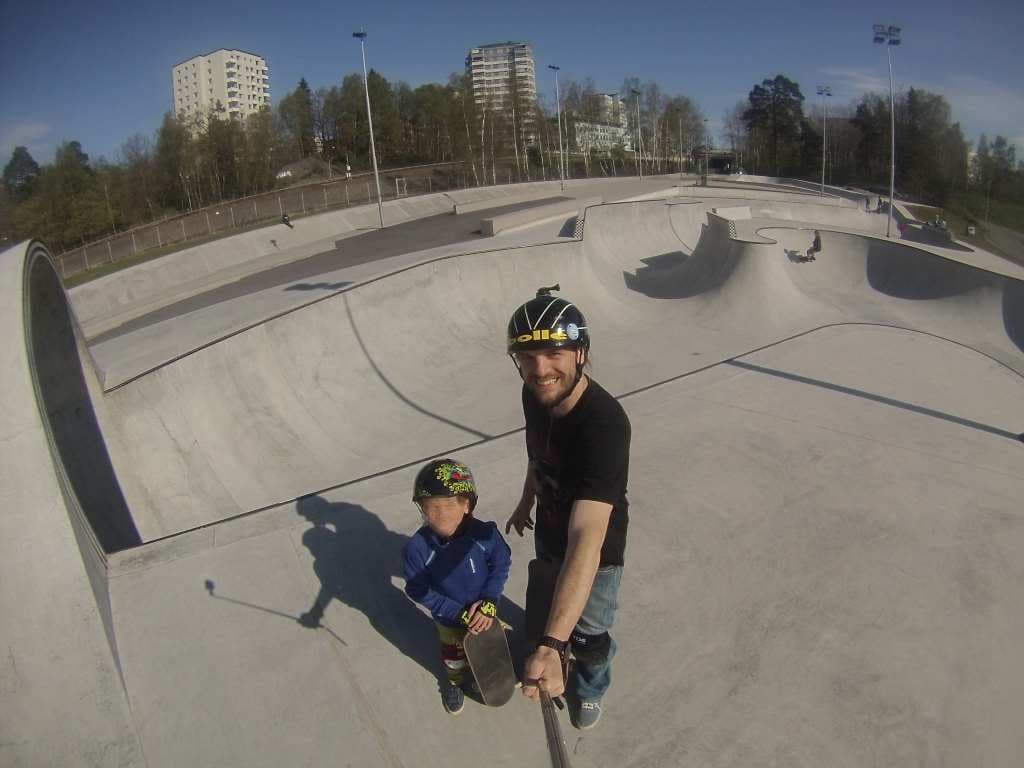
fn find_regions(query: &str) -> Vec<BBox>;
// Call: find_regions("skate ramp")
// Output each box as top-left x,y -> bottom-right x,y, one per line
9,191 -> 1024,767
89,200 -> 1024,543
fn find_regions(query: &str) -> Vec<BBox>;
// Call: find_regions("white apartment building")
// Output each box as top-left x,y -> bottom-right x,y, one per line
172,49 -> 270,126
573,93 -> 632,152
465,42 -> 537,112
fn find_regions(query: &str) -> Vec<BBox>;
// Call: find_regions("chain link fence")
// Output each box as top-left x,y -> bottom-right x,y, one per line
57,161 -> 488,281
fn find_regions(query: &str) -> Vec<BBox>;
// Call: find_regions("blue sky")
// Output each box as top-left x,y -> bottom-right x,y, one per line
2,0 -> 1022,168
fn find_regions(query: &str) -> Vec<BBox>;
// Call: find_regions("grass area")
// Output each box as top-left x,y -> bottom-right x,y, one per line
901,201 -> 1015,261
948,192 -> 1024,234
905,203 -> 940,222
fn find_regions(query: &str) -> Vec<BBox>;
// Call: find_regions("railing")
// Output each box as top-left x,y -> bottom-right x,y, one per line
57,161 -> 477,281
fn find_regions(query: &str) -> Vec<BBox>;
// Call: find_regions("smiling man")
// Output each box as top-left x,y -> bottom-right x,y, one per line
505,285 -> 631,730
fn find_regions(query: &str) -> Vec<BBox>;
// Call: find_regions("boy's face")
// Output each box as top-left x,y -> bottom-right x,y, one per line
419,496 -> 470,538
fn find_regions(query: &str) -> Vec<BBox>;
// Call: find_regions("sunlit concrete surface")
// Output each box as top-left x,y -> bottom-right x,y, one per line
3,176 -> 1023,767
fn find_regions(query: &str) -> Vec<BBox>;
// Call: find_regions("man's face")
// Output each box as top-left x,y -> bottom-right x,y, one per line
418,496 -> 470,538
514,347 -> 580,406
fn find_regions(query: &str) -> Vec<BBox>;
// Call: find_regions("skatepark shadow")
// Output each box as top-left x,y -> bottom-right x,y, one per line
785,248 -> 810,263
1004,277 -> 1024,358
294,495 -> 528,684
867,244 -> 991,300
623,239 -> 741,299
558,215 -> 578,238
900,225 -> 974,253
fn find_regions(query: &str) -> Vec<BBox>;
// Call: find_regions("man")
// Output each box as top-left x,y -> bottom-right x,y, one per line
505,285 -> 631,730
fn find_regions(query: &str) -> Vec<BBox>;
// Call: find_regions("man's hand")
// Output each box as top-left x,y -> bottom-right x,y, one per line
460,601 -> 495,635
505,501 -> 535,537
521,645 -> 565,699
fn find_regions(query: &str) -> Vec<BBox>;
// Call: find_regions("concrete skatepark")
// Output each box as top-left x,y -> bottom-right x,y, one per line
2,174 -> 1023,767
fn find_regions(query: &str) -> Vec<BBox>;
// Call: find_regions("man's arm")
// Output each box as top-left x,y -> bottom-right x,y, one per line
507,460 -> 539,536
543,499 -> 612,640
522,498 -> 611,699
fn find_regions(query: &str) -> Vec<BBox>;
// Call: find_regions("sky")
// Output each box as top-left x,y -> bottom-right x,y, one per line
2,0 -> 1022,169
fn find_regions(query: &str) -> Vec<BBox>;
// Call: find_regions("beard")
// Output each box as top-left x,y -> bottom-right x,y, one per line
527,371 -> 576,406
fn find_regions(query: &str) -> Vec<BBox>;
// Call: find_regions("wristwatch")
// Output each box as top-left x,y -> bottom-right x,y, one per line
536,635 -> 569,658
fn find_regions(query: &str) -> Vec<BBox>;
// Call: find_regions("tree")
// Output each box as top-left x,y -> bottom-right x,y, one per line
3,146 -> 41,201
743,75 -> 805,175
278,78 -> 316,160
153,113 -> 191,210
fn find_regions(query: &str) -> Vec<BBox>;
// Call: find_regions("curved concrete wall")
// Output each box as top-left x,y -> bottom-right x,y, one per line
0,240 -> 141,766
88,200 -> 1024,542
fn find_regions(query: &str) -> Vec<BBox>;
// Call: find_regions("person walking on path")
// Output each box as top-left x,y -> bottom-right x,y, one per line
505,285 -> 631,730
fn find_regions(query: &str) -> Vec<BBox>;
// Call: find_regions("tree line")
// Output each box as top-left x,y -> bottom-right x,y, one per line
0,67 -> 710,253
4,66 -> 1021,253
725,73 -> 1023,216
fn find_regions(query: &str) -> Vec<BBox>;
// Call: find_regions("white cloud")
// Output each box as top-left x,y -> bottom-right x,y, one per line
0,120 -> 52,165
820,67 -> 888,97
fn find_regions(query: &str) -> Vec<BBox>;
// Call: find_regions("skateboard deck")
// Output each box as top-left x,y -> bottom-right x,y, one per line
463,618 -> 516,706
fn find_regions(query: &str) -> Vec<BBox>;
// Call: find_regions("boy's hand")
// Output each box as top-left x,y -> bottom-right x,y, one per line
461,599 -> 497,634
505,501 -> 535,536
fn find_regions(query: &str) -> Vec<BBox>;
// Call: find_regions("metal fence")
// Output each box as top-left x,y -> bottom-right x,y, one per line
57,161 -> 486,280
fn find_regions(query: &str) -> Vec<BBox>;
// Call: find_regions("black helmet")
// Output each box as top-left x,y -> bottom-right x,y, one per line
507,285 -> 590,354
412,458 -> 478,512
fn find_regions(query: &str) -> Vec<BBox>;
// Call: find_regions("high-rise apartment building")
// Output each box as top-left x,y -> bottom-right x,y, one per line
465,42 -> 537,112
172,49 -> 270,125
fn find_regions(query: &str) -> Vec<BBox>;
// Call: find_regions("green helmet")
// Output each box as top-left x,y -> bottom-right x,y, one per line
412,458 -> 478,512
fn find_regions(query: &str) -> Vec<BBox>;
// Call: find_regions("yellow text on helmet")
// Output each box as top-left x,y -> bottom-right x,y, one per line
511,329 -> 569,344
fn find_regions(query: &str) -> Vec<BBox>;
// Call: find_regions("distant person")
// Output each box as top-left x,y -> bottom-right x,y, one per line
804,230 -> 821,261
402,459 -> 512,715
505,286 -> 632,731
281,213 -> 293,229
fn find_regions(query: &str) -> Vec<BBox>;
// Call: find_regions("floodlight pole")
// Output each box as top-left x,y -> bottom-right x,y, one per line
816,85 -> 832,195
632,89 -> 643,181
354,30 -> 384,229
548,65 -> 565,191
874,23 -> 902,238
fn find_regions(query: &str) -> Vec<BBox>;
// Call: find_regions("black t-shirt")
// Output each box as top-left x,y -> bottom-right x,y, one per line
523,377 -> 631,566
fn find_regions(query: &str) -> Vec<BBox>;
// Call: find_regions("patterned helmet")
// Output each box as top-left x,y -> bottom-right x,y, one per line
507,285 -> 590,354
413,458 -> 478,512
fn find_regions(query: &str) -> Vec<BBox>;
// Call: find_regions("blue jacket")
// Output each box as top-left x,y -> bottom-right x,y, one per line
402,518 -> 512,627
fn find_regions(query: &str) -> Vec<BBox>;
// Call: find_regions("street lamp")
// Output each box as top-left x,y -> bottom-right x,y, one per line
873,23 -> 901,238
353,29 -> 384,229
548,65 -> 566,191
816,85 -> 832,195
703,118 -> 710,185
631,89 -> 642,181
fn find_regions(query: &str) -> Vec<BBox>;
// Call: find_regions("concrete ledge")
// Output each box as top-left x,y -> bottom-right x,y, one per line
481,196 -> 602,236
453,190 -> 557,215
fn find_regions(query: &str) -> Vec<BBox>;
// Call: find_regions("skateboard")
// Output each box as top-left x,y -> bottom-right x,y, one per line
463,618 -> 516,706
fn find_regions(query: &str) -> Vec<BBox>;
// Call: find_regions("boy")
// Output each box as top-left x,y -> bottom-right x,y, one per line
403,458 -> 512,714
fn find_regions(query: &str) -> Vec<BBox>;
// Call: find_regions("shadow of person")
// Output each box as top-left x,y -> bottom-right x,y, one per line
294,495 -> 527,687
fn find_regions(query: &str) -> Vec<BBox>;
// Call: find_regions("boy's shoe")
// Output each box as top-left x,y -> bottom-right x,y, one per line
442,681 -> 465,715
570,699 -> 602,730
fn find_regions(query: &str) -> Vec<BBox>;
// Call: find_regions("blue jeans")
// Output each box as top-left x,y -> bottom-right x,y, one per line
572,563 -> 623,702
